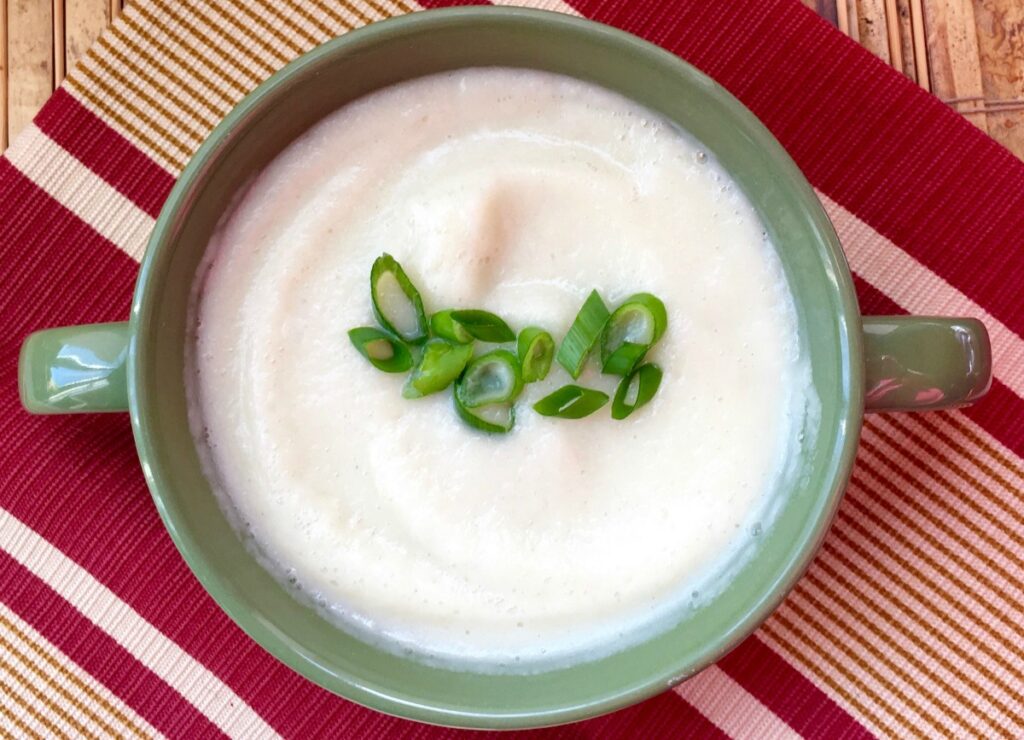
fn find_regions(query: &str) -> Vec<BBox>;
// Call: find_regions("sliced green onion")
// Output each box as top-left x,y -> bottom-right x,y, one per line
602,342 -> 649,376
370,253 -> 428,344
454,393 -> 515,434
612,363 -> 663,420
402,338 -> 473,399
601,293 -> 668,375
447,310 -> 515,343
556,290 -> 610,379
347,327 -> 414,373
430,309 -> 474,344
533,384 -> 609,419
517,327 -> 555,383
456,350 -> 523,409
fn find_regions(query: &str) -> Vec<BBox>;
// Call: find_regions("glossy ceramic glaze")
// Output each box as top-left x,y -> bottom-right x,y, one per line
18,8 -> 991,729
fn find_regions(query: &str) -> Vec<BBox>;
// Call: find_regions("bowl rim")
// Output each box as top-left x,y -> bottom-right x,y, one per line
128,6 -> 864,729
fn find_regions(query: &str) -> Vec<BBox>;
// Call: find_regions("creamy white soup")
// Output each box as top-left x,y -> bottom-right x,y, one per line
189,68 -> 815,671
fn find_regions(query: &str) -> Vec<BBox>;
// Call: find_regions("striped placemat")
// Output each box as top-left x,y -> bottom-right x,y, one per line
1,1 -> 1023,737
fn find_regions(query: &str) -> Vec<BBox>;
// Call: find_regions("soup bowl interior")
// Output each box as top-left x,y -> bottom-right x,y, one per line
129,7 -> 862,729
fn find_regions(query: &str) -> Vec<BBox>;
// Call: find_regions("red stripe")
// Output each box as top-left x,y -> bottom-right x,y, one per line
854,273 -> 1024,458
32,89 -> 175,218
567,0 -> 1024,341
0,549 -> 225,738
718,636 -> 874,740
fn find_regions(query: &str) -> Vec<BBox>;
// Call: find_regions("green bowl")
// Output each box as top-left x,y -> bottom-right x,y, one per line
18,6 -> 991,729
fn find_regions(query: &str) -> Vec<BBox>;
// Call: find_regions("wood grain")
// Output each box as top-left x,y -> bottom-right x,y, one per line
972,1 -> 1024,159
66,0 -> 110,72
7,0 -> 53,141
926,0 -> 988,130
52,0 -> 64,82
858,0 -> 892,64
894,0 -> 919,79
1,0 -> 7,149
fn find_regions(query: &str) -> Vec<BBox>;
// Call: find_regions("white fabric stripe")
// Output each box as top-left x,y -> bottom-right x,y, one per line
4,124 -> 154,261
0,507 -> 280,740
818,191 -> 1024,399
0,604 -> 163,739
675,666 -> 802,740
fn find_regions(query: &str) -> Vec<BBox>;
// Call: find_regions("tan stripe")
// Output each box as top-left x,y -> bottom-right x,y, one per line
201,2 -> 292,67
786,595 -> 953,736
841,475 -> 1024,662
758,623 -> 886,736
0,655 -> 104,739
0,614 -> 147,738
221,0 -> 308,57
764,612 -> 923,737
1,635 -> 125,738
313,0 -> 372,30
361,0 -> 405,19
289,3 -> 341,40
0,668 -> 76,738
67,70 -> 191,166
384,0 -> 420,16
65,77 -> 188,170
134,0 -> 261,87
925,412 -> 1024,492
107,21 -> 231,120
0,667 -> 86,740
249,0 -> 326,47
944,411 -> 1024,477
817,535 -> 1024,712
88,40 -> 218,134
805,556 -> 1017,731
149,0 -> 274,78
0,698 -> 44,740
118,11 -> 243,106
859,435 -> 1024,593
881,413 -> 1024,535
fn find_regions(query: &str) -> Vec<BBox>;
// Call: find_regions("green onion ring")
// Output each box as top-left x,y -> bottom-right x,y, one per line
556,290 -> 610,379
456,350 -> 524,409
402,338 -> 473,399
611,363 -> 663,420
370,253 -> 428,344
517,327 -> 555,383
430,310 -> 474,344
600,293 -> 667,375
533,384 -> 609,419
454,394 -> 515,434
347,327 -> 414,373
447,310 -> 516,343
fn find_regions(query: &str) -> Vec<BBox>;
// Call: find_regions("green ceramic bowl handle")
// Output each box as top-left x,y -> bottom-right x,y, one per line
863,316 -> 991,413
18,322 -> 131,414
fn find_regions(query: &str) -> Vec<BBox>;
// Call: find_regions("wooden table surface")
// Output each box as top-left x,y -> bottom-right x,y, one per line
1,0 -> 1022,158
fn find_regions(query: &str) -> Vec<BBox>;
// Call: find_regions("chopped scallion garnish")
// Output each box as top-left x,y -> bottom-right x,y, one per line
347,327 -> 414,373
456,350 -> 523,408
556,290 -> 610,379
517,327 -> 555,383
448,310 -> 516,343
612,363 -> 663,419
402,338 -> 473,399
430,309 -> 474,344
601,293 -> 667,375
454,393 -> 515,434
370,253 -> 428,344
533,384 -> 609,419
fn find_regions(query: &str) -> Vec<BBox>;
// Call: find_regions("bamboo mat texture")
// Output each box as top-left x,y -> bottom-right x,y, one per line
1,0 -> 1023,157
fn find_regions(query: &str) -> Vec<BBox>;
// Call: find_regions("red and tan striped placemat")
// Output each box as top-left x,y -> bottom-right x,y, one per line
2,1 -> 1023,737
